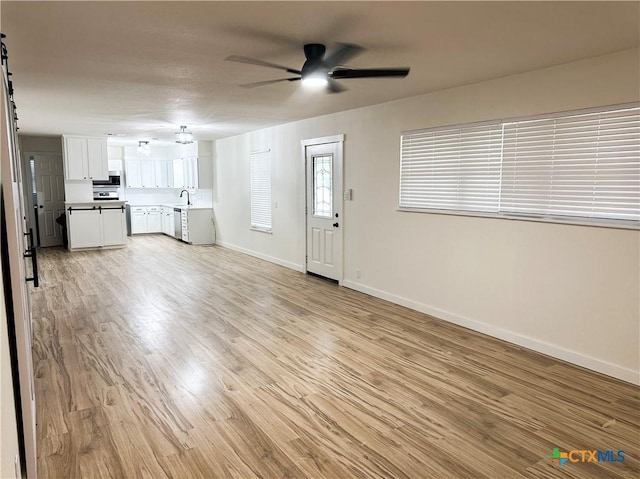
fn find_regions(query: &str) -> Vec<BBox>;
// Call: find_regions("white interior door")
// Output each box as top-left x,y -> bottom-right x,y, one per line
31,153 -> 65,247
305,140 -> 343,281
1,68 -> 37,479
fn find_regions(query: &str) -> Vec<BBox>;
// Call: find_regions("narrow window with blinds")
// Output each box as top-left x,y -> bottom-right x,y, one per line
400,104 -> 640,228
250,149 -> 272,232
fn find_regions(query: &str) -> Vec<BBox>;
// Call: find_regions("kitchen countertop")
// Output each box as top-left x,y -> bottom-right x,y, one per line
65,200 -> 127,207
165,204 -> 212,210
127,203 -> 212,210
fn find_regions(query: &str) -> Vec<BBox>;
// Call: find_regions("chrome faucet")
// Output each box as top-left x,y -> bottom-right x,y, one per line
179,189 -> 192,206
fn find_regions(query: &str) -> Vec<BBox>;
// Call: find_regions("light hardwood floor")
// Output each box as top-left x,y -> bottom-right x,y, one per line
30,235 -> 638,479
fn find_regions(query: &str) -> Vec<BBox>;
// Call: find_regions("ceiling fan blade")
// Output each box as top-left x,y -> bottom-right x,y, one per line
225,55 -> 302,75
327,79 -> 347,94
240,77 -> 301,89
323,43 -> 365,69
331,67 -> 410,79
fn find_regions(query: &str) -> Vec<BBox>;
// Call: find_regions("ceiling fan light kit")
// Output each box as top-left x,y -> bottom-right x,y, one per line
226,42 -> 410,93
301,76 -> 329,87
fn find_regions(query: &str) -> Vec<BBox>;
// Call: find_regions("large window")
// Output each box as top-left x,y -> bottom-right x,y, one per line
399,104 -> 640,228
250,149 -> 272,232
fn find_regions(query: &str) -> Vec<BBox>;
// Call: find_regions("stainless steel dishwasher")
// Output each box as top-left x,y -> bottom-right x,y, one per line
174,208 -> 182,240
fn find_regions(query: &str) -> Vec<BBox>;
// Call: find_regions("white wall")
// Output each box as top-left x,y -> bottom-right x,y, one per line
19,135 -> 62,155
214,48 -> 640,384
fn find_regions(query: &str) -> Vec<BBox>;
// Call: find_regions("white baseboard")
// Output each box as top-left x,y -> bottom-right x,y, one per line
342,280 -> 640,386
216,241 -> 304,273
209,242 -> 639,385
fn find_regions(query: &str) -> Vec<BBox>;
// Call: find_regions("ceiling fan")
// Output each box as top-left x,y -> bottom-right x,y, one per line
226,43 -> 410,93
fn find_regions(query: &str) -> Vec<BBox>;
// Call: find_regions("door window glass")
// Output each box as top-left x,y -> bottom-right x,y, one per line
313,155 -> 332,217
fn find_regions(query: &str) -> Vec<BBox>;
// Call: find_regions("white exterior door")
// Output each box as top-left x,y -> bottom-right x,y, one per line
31,153 -> 65,247
305,139 -> 343,282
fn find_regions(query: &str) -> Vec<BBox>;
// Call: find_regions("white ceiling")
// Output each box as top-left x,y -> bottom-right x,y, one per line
2,1 -> 638,144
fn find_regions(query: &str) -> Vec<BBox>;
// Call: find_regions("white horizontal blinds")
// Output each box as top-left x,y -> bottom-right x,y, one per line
400,123 -> 503,212
500,106 -> 640,222
250,149 -> 272,231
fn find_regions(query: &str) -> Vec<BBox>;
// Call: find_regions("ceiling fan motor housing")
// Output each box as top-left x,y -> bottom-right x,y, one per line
302,43 -> 327,78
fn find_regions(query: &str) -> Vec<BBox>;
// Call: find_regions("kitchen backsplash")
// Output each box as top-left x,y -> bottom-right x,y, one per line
124,188 -> 213,207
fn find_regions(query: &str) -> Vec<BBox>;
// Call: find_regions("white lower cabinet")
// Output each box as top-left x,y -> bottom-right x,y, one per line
131,206 -> 148,234
102,208 -> 127,246
162,207 -> 174,237
67,204 -> 127,250
147,207 -> 162,233
181,210 -> 189,242
129,204 -> 213,244
180,208 -> 214,245
131,206 -> 163,234
68,209 -> 102,249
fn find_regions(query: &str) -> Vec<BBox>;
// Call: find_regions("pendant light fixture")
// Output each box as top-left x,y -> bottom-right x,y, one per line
137,140 -> 150,157
175,125 -> 193,144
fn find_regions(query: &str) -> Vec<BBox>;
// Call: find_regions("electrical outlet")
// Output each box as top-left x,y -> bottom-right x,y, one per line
356,268 -> 361,279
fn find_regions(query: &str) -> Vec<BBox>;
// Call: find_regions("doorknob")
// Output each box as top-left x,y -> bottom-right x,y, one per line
39,205 -> 43,209
333,222 -> 339,228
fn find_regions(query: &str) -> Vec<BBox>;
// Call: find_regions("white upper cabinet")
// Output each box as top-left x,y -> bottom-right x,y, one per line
154,159 -> 172,188
140,161 -> 155,187
185,157 -> 199,189
87,139 -> 109,179
125,158 -> 142,188
64,137 -> 88,179
63,136 -> 108,180
121,141 -> 209,189
135,160 -> 172,188
171,157 -> 198,189
172,158 -> 185,189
